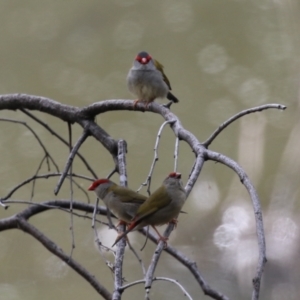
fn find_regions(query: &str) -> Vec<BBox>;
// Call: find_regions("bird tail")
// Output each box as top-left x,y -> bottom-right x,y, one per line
111,222 -> 136,247
167,91 -> 179,103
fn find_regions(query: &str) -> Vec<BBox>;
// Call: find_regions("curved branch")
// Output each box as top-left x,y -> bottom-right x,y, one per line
0,117 -> 59,171
206,150 -> 267,300
0,200 -> 108,221
0,173 -> 93,202
55,129 -> 89,195
137,120 -> 175,194
203,104 -> 286,147
121,277 -> 193,300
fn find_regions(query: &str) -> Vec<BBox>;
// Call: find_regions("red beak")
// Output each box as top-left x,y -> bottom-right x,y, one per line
141,57 -> 147,64
88,184 -> 94,191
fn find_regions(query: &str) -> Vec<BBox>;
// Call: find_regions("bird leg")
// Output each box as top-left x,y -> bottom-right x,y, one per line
145,100 -> 153,109
133,99 -> 140,109
169,218 -> 178,229
133,99 -> 146,112
151,226 -> 169,248
113,221 -> 130,246
115,220 -> 127,229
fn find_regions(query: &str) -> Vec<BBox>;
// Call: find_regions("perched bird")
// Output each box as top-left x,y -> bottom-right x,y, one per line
112,172 -> 186,248
88,179 -> 147,225
127,51 -> 179,108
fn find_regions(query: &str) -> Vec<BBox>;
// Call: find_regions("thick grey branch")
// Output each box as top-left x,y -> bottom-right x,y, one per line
205,150 -> 267,300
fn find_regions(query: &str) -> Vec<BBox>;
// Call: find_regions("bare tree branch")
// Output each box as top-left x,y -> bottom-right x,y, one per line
206,150 -> 267,300
20,108 -> 98,178
203,104 -> 286,147
137,120 -> 175,194
121,277 -> 193,300
112,139 -> 128,300
0,173 -> 93,202
55,129 -> 89,195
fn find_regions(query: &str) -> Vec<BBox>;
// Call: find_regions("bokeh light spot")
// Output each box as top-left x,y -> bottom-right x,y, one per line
222,206 -> 251,231
197,44 -> 229,74
113,20 -> 144,49
238,78 -> 269,106
213,224 -> 240,249
0,284 -> 20,300
62,26 -> 102,62
190,180 -> 220,212
206,97 -> 237,126
44,256 -> 68,279
162,0 -> 193,32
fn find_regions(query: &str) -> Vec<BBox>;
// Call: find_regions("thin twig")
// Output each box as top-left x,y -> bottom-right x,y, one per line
0,173 -> 93,202
140,226 -> 150,251
67,122 -> 75,257
203,104 -> 286,147
54,129 -> 89,195
137,120 -> 175,194
121,277 -> 193,300
154,277 -> 193,300
92,197 -> 100,229
0,117 -> 59,171
93,220 -> 117,279
5,200 -> 114,229
174,137 -> 179,172
127,242 -> 146,276
107,166 -> 118,179
31,155 -> 48,200
20,109 -> 98,178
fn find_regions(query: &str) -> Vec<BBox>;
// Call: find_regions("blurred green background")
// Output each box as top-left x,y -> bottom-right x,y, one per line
0,0 -> 299,299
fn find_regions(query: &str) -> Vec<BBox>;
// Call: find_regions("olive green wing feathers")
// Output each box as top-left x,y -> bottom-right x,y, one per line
133,185 -> 171,223
113,186 -> 147,204
154,59 -> 172,90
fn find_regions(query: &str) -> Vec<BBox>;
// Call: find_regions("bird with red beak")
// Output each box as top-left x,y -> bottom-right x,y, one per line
88,179 -> 147,226
127,51 -> 179,108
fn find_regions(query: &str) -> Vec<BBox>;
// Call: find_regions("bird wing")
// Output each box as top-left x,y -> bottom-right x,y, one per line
113,186 -> 147,204
134,185 -> 171,223
154,59 -> 172,90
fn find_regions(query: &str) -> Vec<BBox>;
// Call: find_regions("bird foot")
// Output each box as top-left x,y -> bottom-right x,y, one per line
169,218 -> 178,229
157,236 -> 169,249
152,225 -> 169,248
133,99 -> 146,112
